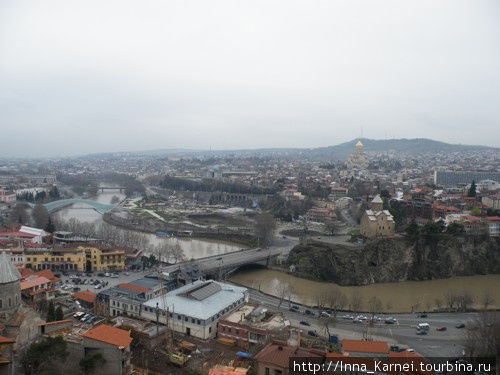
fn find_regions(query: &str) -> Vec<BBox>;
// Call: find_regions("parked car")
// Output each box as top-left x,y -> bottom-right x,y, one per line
436,326 -> 447,331
300,321 -> 311,326
385,317 -> 397,324
81,314 -> 93,323
307,330 -> 319,337
94,284 -> 102,289
304,309 -> 314,316
80,314 -> 90,322
390,345 -> 405,352
104,273 -> 110,277
417,313 -> 428,318
72,287 -> 81,292
73,311 -> 85,319
455,323 -> 465,329
342,314 -> 353,320
320,311 -> 331,318
110,273 -> 119,278
97,272 -> 105,277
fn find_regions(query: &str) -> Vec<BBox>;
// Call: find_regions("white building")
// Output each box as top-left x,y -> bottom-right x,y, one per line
141,280 -> 248,339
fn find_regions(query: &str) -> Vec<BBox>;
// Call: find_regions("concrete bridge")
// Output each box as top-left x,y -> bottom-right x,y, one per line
161,247 -> 283,280
34,199 -> 117,214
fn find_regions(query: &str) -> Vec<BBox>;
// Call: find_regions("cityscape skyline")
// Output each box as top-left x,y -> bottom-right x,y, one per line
1,0 -> 499,157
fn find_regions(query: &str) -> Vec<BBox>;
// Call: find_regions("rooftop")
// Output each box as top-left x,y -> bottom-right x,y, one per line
82,324 -> 132,348
143,280 -> 247,321
0,251 -> 21,284
342,339 -> 389,354
72,290 -> 97,304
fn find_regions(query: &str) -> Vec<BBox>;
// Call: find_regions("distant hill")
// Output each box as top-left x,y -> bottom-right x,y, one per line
79,138 -> 498,161
302,138 -> 498,160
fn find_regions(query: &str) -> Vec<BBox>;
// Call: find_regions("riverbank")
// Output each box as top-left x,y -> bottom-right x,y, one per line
103,212 -> 255,247
229,268 -> 500,313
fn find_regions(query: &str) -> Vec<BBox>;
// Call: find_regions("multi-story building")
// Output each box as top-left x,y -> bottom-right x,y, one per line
96,276 -> 177,318
24,246 -> 125,272
141,280 -> 248,340
434,171 -> 500,188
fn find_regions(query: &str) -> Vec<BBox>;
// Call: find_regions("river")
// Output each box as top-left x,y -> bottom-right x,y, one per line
229,268 -> 500,313
53,188 -> 243,259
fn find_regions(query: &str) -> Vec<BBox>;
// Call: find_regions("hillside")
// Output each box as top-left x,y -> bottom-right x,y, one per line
303,138 -> 498,160
287,235 -> 500,286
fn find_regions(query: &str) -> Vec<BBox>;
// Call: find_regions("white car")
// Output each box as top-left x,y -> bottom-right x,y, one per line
73,311 -> 85,319
104,273 -> 110,277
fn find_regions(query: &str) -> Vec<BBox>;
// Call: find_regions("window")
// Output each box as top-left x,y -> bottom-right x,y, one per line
184,316 -> 188,322
178,315 -> 181,320
197,319 -> 201,325
191,318 -> 195,323
273,370 -> 282,375
265,368 -> 270,375
236,329 -> 239,335
209,326 -> 212,333
0,299 -> 2,308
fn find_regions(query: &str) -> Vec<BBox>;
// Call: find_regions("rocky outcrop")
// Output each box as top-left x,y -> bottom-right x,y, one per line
287,235 -> 500,285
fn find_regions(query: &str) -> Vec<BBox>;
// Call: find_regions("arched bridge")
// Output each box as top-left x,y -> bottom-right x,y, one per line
161,247 -> 284,280
32,199 -> 117,214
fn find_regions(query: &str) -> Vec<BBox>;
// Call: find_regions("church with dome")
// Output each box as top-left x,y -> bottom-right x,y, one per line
0,251 -> 21,321
346,140 -> 369,169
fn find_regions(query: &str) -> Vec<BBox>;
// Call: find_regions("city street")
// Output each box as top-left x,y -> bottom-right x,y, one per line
246,288 -> 473,357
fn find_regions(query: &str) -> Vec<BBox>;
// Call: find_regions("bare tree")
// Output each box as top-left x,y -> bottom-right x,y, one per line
462,312 -> 498,357
368,296 -> 383,321
169,242 -> 185,263
349,292 -> 363,313
444,289 -> 458,311
326,288 -> 348,317
277,284 -> 291,309
434,298 -> 443,311
480,292 -> 494,311
110,195 -> 120,204
322,315 -> 337,338
254,212 -> 276,248
457,290 -> 475,312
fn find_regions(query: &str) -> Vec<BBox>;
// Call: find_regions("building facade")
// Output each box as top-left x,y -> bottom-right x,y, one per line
360,195 -> 395,238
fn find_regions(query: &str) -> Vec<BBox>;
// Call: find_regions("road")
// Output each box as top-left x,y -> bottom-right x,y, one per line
246,289 -> 472,358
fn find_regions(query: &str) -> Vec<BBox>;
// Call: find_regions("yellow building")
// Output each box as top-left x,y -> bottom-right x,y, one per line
24,246 -> 125,272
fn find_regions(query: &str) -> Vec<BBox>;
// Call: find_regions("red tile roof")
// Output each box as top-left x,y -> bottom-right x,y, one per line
0,231 -> 37,238
342,339 -> 389,354
254,341 -> 324,369
34,269 -> 60,283
119,283 -> 149,294
20,268 -> 34,279
0,336 -> 15,344
20,276 -> 50,291
72,290 -> 97,304
82,324 -> 132,348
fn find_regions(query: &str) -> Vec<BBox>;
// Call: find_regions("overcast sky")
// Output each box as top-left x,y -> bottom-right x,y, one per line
1,0 -> 499,157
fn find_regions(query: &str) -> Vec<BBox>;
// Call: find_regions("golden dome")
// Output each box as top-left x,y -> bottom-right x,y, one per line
355,140 -> 363,149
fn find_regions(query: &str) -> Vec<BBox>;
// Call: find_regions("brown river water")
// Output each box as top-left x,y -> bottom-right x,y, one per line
230,268 -> 500,313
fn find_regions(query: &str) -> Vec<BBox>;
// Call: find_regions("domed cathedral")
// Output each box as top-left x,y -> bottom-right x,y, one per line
0,252 -> 21,321
346,140 -> 369,169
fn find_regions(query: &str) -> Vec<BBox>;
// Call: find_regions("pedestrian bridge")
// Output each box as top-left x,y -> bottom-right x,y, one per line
33,199 -> 117,214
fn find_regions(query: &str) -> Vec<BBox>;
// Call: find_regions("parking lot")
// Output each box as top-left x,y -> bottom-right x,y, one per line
56,268 -> 151,294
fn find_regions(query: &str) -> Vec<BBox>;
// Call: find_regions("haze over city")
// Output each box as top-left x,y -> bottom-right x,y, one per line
1,0 -> 499,157
0,2 -> 498,374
